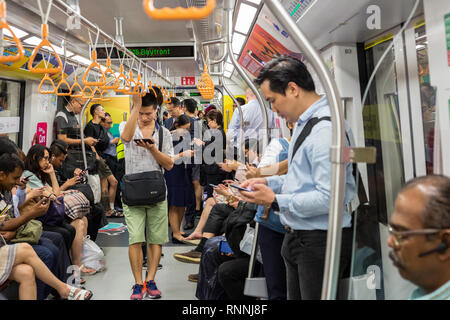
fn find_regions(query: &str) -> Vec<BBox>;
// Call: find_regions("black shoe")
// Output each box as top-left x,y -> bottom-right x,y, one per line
183,221 -> 194,230
172,237 -> 184,244
195,210 -> 202,217
158,263 -> 162,270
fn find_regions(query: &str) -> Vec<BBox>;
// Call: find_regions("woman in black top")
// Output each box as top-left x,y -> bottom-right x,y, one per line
193,109 -> 231,199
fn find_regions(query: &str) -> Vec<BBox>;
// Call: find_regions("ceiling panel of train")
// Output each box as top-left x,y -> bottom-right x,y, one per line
6,0 -> 423,83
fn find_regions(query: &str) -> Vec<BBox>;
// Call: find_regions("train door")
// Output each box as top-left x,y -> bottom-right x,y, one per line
348,12 -> 437,299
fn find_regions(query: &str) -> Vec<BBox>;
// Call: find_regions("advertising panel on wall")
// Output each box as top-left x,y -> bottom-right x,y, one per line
238,5 -> 303,77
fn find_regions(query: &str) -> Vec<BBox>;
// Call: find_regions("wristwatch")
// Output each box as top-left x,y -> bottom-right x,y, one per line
270,199 -> 280,211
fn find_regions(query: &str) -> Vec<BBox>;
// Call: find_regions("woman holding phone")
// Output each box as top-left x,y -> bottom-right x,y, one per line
165,115 -> 195,243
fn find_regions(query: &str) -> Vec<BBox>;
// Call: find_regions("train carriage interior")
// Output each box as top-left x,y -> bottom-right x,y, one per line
0,0 -> 449,302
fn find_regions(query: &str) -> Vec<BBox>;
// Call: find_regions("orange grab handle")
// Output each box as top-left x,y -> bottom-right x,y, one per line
125,70 -> 137,94
70,75 -> 83,97
100,58 -> 119,90
38,74 -> 56,94
133,75 -> 146,96
0,1 -> 25,64
100,89 -> 111,102
56,79 -> 72,96
83,50 -> 107,86
143,0 -> 215,20
27,24 -> 63,74
92,87 -> 103,101
82,85 -> 94,99
114,65 -> 130,93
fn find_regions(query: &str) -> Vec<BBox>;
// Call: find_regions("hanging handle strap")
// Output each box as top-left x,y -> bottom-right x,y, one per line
38,73 -> 56,94
0,0 -> 25,64
143,0 -> 215,20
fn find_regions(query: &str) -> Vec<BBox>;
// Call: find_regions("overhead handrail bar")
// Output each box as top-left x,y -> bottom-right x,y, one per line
28,0 -> 63,74
264,0 -> 345,300
52,0 -> 174,86
0,0 -> 25,63
143,0 -> 215,20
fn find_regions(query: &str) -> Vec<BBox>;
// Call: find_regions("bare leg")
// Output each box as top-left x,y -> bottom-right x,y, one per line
185,197 -> 215,240
101,178 -> 113,216
11,243 -> 89,299
129,243 -> 144,285
145,244 -> 162,282
168,206 -> 186,240
107,174 -> 118,211
70,218 -> 94,273
192,180 -> 203,211
8,263 -> 37,300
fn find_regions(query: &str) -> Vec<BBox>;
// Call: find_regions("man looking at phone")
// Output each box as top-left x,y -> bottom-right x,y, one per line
120,92 -> 174,300
238,56 -> 356,300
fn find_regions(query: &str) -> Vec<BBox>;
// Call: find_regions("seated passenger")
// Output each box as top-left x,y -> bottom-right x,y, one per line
0,240 -> 92,300
23,144 -> 95,279
388,175 -> 450,300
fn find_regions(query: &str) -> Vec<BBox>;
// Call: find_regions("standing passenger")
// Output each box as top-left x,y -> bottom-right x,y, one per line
238,56 -> 356,300
120,92 -> 174,300
164,97 -> 183,131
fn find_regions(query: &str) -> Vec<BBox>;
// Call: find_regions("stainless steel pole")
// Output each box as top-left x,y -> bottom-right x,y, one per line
264,0 -> 346,300
224,0 -> 269,143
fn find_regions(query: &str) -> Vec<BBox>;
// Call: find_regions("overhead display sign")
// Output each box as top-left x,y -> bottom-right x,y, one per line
96,44 -> 195,60
238,5 -> 303,77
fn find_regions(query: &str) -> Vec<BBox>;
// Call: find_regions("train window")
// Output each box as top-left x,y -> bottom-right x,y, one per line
0,79 -> 23,145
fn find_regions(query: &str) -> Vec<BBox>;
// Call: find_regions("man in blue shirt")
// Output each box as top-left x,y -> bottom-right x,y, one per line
239,56 -> 355,300
387,175 -> 450,300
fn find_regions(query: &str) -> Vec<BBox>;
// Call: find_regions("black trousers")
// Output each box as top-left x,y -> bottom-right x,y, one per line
42,222 -> 76,252
281,228 -> 353,300
218,256 -> 260,300
203,203 -> 234,235
257,224 -> 287,300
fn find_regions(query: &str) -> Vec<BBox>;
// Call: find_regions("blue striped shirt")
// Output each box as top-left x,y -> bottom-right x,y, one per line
266,95 -> 355,231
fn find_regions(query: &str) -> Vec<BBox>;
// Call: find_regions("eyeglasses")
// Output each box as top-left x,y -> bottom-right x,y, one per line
388,224 -> 443,247
106,122 -> 113,125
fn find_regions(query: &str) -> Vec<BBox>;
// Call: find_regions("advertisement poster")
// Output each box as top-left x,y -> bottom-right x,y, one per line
238,5 -> 303,77
36,122 -> 47,146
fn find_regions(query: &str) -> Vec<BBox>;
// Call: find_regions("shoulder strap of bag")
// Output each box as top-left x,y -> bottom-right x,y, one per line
291,116 -> 331,163
292,117 -> 368,205
158,125 -> 163,153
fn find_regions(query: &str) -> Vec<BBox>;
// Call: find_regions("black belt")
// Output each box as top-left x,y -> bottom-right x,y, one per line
284,226 -> 352,233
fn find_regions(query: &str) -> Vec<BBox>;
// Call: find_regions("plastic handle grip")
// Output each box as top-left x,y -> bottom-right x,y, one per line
28,24 -> 63,74
0,1 -> 25,64
92,86 -> 103,101
56,74 -> 72,96
83,50 -> 107,86
100,89 -> 111,102
100,58 -> 119,90
82,85 -> 94,99
38,74 -> 56,94
143,0 -> 215,20
114,65 -> 130,93
70,75 -> 83,97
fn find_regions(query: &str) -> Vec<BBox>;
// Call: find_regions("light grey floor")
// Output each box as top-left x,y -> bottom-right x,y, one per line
84,245 -> 200,300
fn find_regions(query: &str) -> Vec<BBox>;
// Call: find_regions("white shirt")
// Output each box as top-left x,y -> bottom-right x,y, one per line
227,99 -> 275,147
119,122 -> 174,175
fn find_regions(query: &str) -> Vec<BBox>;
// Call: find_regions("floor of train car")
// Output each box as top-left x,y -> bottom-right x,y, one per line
86,217 -> 199,300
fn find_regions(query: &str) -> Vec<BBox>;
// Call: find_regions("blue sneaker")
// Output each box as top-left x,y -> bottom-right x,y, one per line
130,284 -> 144,300
145,280 -> 161,299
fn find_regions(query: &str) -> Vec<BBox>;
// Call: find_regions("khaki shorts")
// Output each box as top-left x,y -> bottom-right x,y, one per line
97,158 -> 113,179
122,199 -> 169,245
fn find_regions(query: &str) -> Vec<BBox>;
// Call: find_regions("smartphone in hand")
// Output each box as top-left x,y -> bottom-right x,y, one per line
134,139 -> 154,144
230,184 -> 253,192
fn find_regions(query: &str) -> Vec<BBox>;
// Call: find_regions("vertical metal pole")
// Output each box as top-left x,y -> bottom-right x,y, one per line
79,98 -> 92,171
224,0 -> 269,143
264,0 -> 346,300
